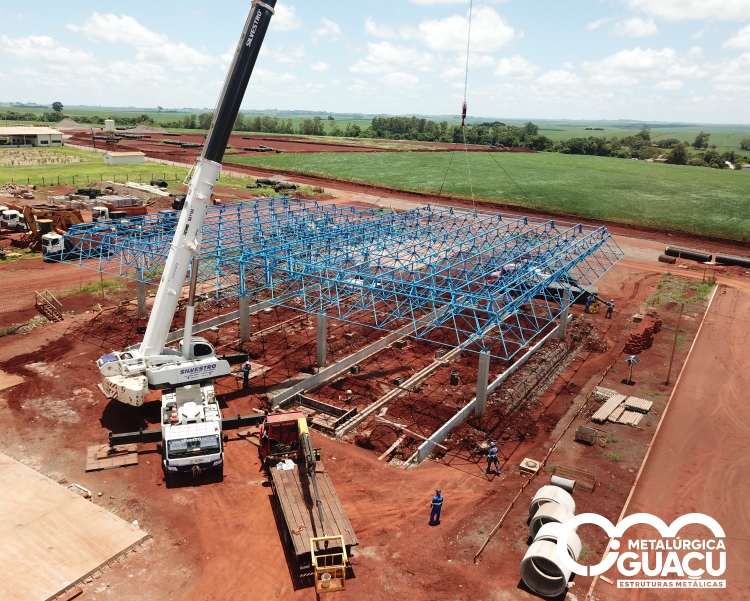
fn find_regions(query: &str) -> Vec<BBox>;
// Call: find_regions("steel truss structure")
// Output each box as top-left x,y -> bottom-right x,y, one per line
58,198 -> 622,360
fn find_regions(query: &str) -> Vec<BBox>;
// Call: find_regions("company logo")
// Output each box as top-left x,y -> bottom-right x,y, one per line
557,513 -> 726,589
179,364 -> 216,375
245,10 -> 263,47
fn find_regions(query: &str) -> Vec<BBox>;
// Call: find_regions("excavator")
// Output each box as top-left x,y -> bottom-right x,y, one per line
1,202 -> 84,256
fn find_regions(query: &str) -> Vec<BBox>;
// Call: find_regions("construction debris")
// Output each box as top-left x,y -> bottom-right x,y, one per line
592,386 -> 619,401
0,183 -> 35,198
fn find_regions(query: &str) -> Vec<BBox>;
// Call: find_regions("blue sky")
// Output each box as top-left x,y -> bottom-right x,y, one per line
1,1 -> 750,122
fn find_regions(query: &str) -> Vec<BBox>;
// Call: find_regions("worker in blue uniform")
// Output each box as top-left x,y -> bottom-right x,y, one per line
429,488 -> 444,525
487,441 -> 500,474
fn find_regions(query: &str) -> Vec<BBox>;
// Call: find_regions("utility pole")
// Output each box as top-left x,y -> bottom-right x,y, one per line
665,303 -> 684,386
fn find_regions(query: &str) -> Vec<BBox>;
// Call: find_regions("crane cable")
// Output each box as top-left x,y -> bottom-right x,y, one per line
462,0 -> 475,208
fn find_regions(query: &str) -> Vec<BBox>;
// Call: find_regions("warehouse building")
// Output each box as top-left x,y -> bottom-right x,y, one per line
0,126 -> 63,147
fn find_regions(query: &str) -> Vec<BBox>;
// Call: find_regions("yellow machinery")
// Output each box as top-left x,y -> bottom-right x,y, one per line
310,535 -> 348,594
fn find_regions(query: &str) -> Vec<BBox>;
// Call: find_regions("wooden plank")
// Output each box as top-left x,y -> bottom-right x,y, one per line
591,394 -> 627,423
378,436 -> 405,461
271,466 -> 312,557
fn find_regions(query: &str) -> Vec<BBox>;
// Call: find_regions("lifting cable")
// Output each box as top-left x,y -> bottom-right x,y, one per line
461,0 -> 475,208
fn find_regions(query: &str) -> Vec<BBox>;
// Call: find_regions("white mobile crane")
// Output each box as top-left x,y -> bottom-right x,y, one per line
97,0 -> 277,477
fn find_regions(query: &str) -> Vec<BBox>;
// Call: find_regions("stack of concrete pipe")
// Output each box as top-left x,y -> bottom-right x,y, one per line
520,484 -> 582,597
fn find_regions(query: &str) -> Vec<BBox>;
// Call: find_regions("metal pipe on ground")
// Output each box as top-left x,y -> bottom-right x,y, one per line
715,253 -> 750,269
664,246 -> 712,263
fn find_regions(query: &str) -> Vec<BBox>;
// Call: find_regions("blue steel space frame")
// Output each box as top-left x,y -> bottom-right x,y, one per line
57,198 -> 623,360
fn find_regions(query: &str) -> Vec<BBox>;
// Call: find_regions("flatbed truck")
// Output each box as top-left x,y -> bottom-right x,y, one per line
261,412 -> 358,591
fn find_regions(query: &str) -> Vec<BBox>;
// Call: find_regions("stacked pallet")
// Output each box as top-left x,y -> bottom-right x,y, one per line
592,394 -> 627,423
623,316 -> 663,354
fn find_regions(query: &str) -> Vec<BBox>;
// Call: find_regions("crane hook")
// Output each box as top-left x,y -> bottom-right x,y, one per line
461,101 -> 467,128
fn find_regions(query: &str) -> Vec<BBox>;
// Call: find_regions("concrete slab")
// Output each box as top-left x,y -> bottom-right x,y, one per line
0,369 -> 24,392
0,453 -> 148,601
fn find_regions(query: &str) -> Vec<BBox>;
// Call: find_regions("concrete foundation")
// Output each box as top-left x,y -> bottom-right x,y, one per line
317,314 -> 327,368
558,290 -> 570,339
239,296 -> 250,343
0,453 -> 147,601
474,352 -> 491,418
135,276 -> 146,319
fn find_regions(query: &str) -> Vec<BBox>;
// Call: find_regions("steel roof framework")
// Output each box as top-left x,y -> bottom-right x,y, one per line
58,198 -> 623,360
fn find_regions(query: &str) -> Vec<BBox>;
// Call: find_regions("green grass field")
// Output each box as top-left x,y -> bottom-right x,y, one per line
0,146 -> 189,188
0,146 -> 316,198
227,150 -> 750,241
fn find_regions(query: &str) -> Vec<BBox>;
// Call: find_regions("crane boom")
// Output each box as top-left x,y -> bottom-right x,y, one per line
97,0 -> 277,406
141,0 -> 276,356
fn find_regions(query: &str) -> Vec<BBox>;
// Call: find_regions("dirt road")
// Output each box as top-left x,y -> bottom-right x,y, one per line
592,285 -> 750,599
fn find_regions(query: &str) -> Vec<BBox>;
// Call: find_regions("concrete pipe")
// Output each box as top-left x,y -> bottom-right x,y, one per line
550,475 -> 576,493
533,522 -> 582,561
529,485 -> 576,517
520,540 -> 571,598
529,502 -> 576,538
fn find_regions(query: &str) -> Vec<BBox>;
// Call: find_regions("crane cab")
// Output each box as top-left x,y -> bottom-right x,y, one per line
178,336 -> 218,360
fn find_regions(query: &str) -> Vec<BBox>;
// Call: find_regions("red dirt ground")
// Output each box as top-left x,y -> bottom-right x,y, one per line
0,252 -> 718,601
588,285 -> 750,600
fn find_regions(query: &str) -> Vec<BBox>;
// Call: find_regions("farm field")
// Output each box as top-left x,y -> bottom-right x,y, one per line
227,149 -> 750,241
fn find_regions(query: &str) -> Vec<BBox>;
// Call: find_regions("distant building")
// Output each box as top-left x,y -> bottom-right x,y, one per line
103,151 -> 146,165
0,126 -> 63,147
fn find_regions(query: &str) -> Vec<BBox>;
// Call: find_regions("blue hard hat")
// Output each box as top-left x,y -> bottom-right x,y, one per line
490,441 -> 496,446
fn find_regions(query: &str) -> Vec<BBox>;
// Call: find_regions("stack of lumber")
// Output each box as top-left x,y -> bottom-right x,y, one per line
624,396 -> 654,413
592,394 -> 627,423
623,316 -> 663,354
592,386 -> 619,401
591,393 -> 652,426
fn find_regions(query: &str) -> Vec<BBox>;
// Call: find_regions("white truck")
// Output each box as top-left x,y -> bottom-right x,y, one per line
98,0 -> 277,479
1,209 -> 29,232
160,383 -> 225,480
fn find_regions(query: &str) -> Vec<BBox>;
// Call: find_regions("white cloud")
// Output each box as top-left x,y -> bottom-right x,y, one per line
612,18 -> 659,37
624,0 -> 750,22
313,18 -> 343,43
270,4 -> 302,32
365,17 -> 397,39
655,79 -> 684,90
0,34 -> 95,65
402,6 -> 515,53
409,0 -> 513,4
66,13 -> 215,70
272,45 -> 307,66
724,24 -> 750,49
583,47 -> 706,87
350,41 -> 435,75
379,72 -> 420,87
310,61 -> 329,72
495,55 -> 538,79
587,17 -> 612,31
537,69 -> 581,87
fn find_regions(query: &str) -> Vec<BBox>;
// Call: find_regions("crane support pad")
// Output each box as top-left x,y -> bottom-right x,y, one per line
108,429 -> 163,446
222,414 -> 266,430
270,463 -> 358,567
